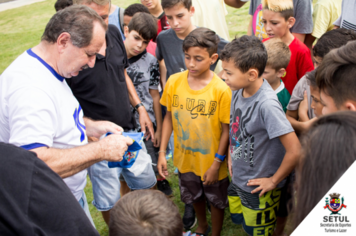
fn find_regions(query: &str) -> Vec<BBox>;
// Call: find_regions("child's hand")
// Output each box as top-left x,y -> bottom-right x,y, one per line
203,165 -> 219,185
247,177 -> 277,197
153,130 -> 161,148
298,90 -> 309,122
157,153 -> 168,178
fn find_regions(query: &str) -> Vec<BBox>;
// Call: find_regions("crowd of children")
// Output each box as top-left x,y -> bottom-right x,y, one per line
7,0 -> 356,235
106,0 -> 356,235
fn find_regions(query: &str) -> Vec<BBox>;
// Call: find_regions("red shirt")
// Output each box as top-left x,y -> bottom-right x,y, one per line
146,41 -> 157,57
153,12 -> 171,42
263,37 -> 314,94
157,12 -> 170,34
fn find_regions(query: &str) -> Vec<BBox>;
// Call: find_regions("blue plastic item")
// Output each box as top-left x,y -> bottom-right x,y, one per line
106,132 -> 144,168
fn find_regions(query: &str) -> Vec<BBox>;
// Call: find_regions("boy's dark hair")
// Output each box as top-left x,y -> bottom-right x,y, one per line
316,41 -> 356,107
54,0 -> 73,11
124,3 -> 150,16
313,28 -> 356,59
109,190 -> 183,236
262,0 -> 294,21
295,111 -> 356,228
305,69 -> 317,87
183,27 -> 220,56
263,38 -> 291,71
128,12 -> 158,41
220,35 -> 267,77
161,0 -> 192,10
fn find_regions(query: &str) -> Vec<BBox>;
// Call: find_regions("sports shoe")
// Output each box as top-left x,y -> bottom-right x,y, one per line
195,225 -> 211,236
183,203 -> 197,230
157,179 -> 173,196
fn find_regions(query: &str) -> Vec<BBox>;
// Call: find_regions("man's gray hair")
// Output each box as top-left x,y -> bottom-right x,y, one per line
41,5 -> 107,48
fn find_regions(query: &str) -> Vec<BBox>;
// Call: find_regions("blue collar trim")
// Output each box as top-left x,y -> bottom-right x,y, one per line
27,49 -> 65,82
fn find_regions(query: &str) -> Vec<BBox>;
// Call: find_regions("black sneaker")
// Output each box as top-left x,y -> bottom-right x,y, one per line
183,203 -> 197,230
157,179 -> 173,196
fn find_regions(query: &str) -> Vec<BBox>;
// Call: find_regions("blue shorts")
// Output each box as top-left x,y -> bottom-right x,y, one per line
88,144 -> 156,211
78,191 -> 95,227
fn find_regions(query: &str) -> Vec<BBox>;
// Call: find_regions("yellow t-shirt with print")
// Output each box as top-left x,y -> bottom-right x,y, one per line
160,71 -> 232,181
312,0 -> 342,39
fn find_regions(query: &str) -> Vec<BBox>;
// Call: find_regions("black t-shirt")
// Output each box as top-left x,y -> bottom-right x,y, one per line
67,25 -> 136,131
0,142 -> 99,236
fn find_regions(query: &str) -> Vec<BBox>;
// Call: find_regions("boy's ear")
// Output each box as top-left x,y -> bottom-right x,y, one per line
247,68 -> 259,82
344,101 -> 356,111
124,26 -> 129,38
277,68 -> 286,78
210,53 -> 219,65
287,17 -> 296,29
189,6 -> 195,16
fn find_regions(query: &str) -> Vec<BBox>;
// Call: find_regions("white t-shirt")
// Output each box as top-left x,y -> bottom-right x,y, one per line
0,49 -> 88,201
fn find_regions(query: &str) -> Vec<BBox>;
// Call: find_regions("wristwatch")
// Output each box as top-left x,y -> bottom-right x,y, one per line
134,102 -> 144,111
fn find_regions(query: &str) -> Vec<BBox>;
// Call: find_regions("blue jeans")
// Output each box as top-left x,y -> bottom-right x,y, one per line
78,191 -> 95,227
88,139 -> 156,211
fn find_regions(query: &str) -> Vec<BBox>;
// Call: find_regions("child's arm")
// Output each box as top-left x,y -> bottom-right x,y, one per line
157,111 -> 173,178
159,59 -> 167,89
203,123 -> 229,185
286,109 -> 315,135
149,89 -> 163,147
227,148 -> 233,177
286,109 -> 312,134
298,91 -> 310,122
248,132 -> 301,197
124,69 -> 155,141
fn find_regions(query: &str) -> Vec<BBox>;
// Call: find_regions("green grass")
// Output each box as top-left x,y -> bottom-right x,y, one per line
0,1 -> 250,235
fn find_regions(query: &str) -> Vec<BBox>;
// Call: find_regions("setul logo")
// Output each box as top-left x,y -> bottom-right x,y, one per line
324,193 -> 347,215
321,193 -> 351,233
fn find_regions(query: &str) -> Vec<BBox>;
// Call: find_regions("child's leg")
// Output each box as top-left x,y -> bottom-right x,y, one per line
178,172 -> 206,231
274,174 -> 293,236
204,177 -> 230,236
211,205 -> 224,236
193,198 -> 209,234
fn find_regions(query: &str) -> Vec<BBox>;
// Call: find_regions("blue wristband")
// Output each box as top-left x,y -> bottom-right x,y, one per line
215,153 -> 226,161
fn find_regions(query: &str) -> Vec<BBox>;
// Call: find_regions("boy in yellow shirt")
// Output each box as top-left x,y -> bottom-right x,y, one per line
158,27 -> 231,236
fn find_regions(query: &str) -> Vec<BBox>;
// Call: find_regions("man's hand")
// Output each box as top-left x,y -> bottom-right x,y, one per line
84,118 -> 123,138
153,130 -> 161,147
247,177 -> 277,197
98,134 -> 133,162
157,153 -> 168,178
138,106 -> 155,141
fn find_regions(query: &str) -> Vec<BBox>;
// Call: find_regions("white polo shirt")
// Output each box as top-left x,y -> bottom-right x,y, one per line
0,49 -> 88,201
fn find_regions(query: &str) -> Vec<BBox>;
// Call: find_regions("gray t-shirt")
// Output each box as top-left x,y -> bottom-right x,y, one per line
287,75 -> 315,119
333,0 -> 356,31
127,51 -> 160,129
230,80 -> 294,193
249,0 -> 313,39
156,28 -> 228,79
108,6 -> 125,41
